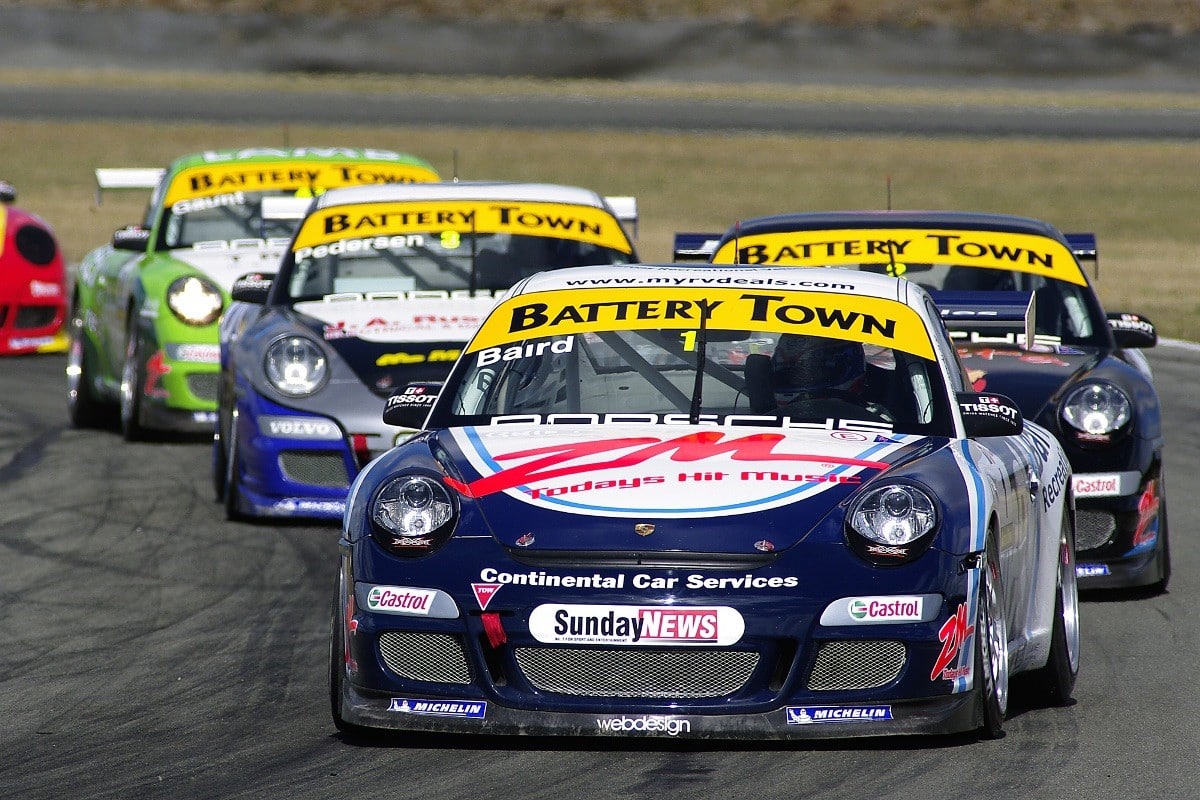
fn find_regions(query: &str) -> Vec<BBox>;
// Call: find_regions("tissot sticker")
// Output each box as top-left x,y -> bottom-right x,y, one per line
711,228 -> 1087,286
468,287 -> 934,359
292,200 -> 634,254
448,424 -> 910,517
529,603 -> 745,646
164,159 -> 439,205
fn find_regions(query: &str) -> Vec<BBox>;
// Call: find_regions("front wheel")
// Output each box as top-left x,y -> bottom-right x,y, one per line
119,316 -> 148,442
330,570 -> 372,740
66,302 -> 114,429
976,533 -> 1009,740
1026,510 -> 1080,706
223,411 -> 249,522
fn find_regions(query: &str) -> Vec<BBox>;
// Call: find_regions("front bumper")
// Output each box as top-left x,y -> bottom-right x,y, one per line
230,388 -> 396,520
335,540 -> 988,739
1072,471 -> 1166,590
336,681 -> 979,740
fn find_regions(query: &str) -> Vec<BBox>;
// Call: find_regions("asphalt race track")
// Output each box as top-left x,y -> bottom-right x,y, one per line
0,343 -> 1195,799
2,71 -> 1199,797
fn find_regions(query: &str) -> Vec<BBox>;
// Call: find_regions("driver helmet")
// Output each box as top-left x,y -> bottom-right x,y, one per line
0,180 -> 14,204
771,334 -> 866,405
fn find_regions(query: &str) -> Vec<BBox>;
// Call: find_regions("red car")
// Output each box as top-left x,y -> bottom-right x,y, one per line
0,182 -> 68,355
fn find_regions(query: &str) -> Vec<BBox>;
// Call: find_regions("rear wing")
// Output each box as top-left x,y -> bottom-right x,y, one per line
672,232 -> 722,262
1065,232 -> 1098,279
930,290 -> 1037,349
604,196 -> 638,238
94,168 -> 165,205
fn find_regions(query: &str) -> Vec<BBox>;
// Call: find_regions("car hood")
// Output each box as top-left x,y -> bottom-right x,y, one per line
957,344 -> 1103,418
434,423 -> 944,554
289,294 -> 500,395
169,244 -> 290,292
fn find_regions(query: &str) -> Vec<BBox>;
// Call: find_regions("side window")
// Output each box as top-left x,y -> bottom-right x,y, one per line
924,296 -> 969,393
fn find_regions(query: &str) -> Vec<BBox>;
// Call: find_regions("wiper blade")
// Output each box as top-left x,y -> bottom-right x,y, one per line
688,312 -> 709,424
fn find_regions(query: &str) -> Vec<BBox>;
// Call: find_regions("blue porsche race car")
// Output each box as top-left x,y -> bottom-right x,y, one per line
214,181 -> 638,521
678,211 -> 1167,593
330,263 -> 1078,740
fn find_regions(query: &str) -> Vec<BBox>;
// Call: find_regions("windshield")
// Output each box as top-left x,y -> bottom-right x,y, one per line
431,327 -> 955,437
834,263 -> 1107,347
159,189 -> 305,249
279,232 -> 633,303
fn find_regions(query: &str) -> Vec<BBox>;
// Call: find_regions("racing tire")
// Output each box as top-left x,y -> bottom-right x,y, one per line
1026,509 -> 1080,707
212,430 -> 227,503
329,575 -> 372,740
66,300 -> 115,429
119,315 -> 148,442
1149,491 -> 1171,595
223,414 -> 248,522
212,393 -> 231,503
975,532 -> 1009,740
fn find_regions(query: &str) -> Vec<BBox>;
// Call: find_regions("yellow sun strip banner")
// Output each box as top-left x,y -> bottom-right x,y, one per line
0,206 -> 7,259
712,228 -> 1087,287
163,161 -> 441,205
291,200 -> 635,254
467,287 -> 935,359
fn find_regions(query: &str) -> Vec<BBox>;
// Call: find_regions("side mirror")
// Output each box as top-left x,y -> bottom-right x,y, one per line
231,272 -> 275,304
958,392 -> 1023,438
383,382 -> 442,430
1107,311 -> 1157,349
111,225 -> 150,252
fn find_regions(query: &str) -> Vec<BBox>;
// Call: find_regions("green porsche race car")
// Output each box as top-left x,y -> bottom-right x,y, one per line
66,147 -> 440,439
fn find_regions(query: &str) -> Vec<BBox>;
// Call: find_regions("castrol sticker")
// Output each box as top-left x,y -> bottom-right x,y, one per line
365,585 -> 437,615
529,603 -> 745,646
848,596 -> 924,622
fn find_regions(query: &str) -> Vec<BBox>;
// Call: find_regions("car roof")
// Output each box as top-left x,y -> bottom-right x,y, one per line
166,147 -> 437,172
727,210 -> 1068,241
310,181 -> 611,210
471,264 -> 941,361
509,263 -> 909,301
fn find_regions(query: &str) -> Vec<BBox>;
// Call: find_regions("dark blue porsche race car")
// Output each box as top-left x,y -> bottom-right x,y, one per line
678,211 -> 1166,593
330,262 -> 1078,740
214,181 -> 638,521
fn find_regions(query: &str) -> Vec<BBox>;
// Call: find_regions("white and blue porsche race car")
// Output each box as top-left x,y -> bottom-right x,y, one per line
331,263 -> 1079,740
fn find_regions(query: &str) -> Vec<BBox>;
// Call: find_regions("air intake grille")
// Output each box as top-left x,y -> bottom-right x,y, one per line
807,640 -> 906,691
515,647 -> 759,698
379,632 -> 472,684
14,305 -> 56,329
1075,510 -> 1117,551
279,451 -> 349,487
186,373 -> 219,402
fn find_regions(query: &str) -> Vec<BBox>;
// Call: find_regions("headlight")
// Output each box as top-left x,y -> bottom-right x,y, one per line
166,276 -> 223,326
370,475 -> 457,556
1061,382 -> 1131,436
264,335 -> 328,397
849,484 -> 937,546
